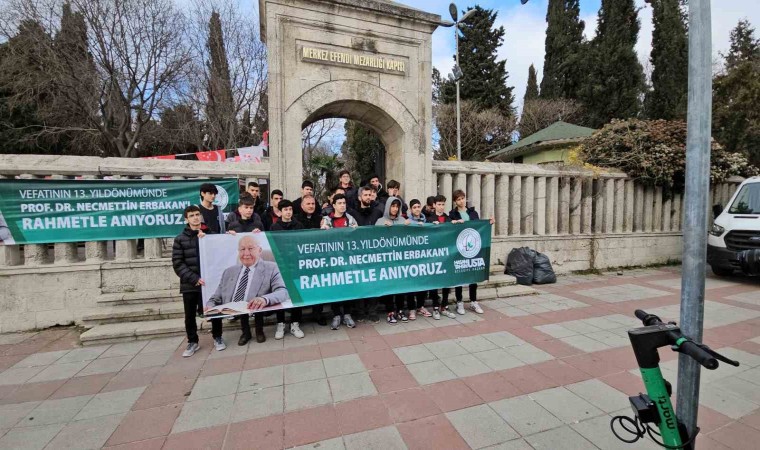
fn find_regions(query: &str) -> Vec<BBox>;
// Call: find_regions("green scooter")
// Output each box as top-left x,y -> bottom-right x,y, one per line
610,309 -> 740,449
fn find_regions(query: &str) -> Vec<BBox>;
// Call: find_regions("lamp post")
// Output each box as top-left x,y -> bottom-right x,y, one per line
448,4 -> 476,161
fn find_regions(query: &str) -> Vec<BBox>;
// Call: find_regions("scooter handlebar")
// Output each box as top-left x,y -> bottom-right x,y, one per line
678,340 -> 719,370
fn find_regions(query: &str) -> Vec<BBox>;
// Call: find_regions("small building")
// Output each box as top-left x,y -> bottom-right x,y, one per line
487,121 -> 595,164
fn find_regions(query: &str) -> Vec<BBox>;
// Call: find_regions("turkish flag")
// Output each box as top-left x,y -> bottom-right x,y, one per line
195,150 -> 227,161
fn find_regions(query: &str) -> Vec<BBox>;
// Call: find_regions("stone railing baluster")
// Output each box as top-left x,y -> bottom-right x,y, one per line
534,177 -> 547,235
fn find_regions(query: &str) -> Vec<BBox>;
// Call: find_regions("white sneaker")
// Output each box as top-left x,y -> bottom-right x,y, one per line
470,301 -> 484,314
432,308 -> 441,320
275,323 -> 286,340
456,302 -> 465,315
182,342 -> 199,357
213,338 -> 226,351
443,308 -> 457,319
291,322 -> 305,338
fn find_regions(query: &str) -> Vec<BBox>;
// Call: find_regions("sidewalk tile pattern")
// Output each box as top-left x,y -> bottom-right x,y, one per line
0,267 -> 757,449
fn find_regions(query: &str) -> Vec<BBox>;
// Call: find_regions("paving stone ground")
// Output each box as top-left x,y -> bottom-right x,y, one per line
0,267 -> 758,449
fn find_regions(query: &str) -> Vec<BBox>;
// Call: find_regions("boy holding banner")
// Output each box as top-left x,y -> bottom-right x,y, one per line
446,189 -> 495,315
320,194 -> 358,329
406,199 -> 433,319
172,205 -> 223,357
271,199 -> 305,340
375,197 -> 414,324
425,195 -> 454,319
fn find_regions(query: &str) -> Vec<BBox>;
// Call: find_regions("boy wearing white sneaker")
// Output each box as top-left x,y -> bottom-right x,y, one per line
448,189 -> 494,315
271,199 -> 306,340
172,205 -> 226,357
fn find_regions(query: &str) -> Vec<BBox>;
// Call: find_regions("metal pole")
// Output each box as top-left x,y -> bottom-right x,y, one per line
677,0 -> 712,440
455,24 -> 462,161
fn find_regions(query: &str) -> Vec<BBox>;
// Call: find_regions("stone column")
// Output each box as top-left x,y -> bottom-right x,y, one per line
495,175 -> 509,235
509,176 -> 522,235
593,180 -> 604,234
653,186 -> 663,232
644,186 -> 654,232
141,174 -> 163,259
521,176 -> 534,234
80,175 -> 108,263
440,173 -> 453,202
115,240 -> 138,261
467,174 -> 482,213
570,177 -> 582,234
534,177 -> 546,235
613,179 -> 624,233
663,194 -> 672,232
25,243 -> 51,266
559,178 -> 571,234
546,177 -> 558,235
50,175 -> 79,264
624,180 -> 635,233
672,193 -> 682,231
582,178 -> 593,234
481,174 -> 495,226
634,183 -> 645,232
603,178 -> 615,233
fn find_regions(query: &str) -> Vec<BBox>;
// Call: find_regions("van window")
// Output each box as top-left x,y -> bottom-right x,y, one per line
728,183 -> 760,214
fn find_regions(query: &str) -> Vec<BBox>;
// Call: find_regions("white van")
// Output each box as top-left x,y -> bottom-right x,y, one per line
708,176 -> 760,275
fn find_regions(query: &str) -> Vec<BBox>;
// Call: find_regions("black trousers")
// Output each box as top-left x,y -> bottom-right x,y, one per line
442,284 -> 478,304
276,308 -> 303,323
183,292 -> 202,344
330,301 -> 353,316
212,312 -> 262,339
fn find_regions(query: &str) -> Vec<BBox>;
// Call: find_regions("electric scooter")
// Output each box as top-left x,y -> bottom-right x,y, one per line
610,309 -> 740,449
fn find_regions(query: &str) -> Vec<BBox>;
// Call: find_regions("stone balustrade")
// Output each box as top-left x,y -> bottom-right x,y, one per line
433,160 -> 743,237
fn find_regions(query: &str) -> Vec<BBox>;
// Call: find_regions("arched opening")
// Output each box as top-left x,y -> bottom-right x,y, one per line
300,100 -> 402,201
272,80 -> 430,202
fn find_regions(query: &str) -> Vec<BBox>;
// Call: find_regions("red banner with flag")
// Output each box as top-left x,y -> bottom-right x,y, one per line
195,150 -> 227,162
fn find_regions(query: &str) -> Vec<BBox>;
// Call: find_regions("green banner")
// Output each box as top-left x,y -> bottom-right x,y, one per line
267,221 -> 492,305
0,178 -> 239,245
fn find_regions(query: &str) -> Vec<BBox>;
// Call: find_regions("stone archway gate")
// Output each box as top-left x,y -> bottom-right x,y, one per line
259,0 -> 442,200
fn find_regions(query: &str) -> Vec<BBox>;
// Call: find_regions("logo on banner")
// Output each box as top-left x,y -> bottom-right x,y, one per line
454,228 -> 485,272
213,185 -> 229,210
456,228 -> 481,258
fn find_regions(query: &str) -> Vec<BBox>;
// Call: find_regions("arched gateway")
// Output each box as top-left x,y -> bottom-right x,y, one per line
259,0 -> 442,201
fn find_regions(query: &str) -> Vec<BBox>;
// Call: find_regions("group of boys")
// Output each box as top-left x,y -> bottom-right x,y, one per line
172,173 -> 492,357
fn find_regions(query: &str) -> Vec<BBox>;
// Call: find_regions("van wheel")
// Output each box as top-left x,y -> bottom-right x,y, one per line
711,266 -> 734,277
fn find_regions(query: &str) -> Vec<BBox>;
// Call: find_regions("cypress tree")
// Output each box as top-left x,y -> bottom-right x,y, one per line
579,0 -> 645,128
541,0 -> 586,99
713,20 -> 760,166
341,120 -> 384,183
524,64 -> 539,103
724,19 -> 760,70
206,11 -> 236,150
645,0 -> 688,120
439,6 -> 514,116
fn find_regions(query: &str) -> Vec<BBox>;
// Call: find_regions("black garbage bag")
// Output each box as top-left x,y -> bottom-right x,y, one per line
533,252 -> 557,284
505,247 -> 536,286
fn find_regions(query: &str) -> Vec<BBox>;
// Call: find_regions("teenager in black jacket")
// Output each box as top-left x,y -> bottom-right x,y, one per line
262,189 -> 283,231
444,189 -> 494,316
172,206 -> 224,357
227,196 -> 264,233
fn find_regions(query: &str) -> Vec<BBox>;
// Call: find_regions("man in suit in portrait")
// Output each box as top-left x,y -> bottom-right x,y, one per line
209,235 -> 289,345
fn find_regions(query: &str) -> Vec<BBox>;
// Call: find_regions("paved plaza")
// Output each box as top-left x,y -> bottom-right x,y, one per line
0,268 -> 758,449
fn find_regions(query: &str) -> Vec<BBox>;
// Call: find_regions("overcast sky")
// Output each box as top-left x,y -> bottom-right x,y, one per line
412,0 -> 759,113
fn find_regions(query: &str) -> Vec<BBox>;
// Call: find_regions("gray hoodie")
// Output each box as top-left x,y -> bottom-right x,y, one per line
375,196 -> 407,226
